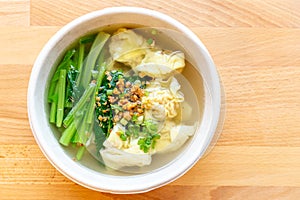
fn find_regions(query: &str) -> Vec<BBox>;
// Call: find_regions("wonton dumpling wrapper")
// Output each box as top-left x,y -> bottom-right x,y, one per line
135,50 -> 185,78
103,124 -> 128,149
154,120 -> 175,151
144,104 -> 166,122
100,124 -> 152,169
156,124 -> 196,154
109,29 -> 149,67
100,142 -> 152,169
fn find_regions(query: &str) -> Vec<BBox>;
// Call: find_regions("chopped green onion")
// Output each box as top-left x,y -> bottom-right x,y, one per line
75,43 -> 85,87
119,132 -> 127,141
136,116 -> 144,124
147,38 -> 153,45
128,124 -> 140,138
151,29 -> 157,35
111,104 -> 122,111
106,89 -> 113,95
132,114 -> 138,122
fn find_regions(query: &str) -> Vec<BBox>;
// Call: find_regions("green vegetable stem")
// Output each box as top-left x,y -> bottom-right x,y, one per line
63,83 -> 96,128
49,84 -> 58,124
48,31 -> 111,161
48,49 -> 76,103
77,32 -> 110,90
59,122 -> 76,146
56,69 -> 67,127
76,146 -> 86,161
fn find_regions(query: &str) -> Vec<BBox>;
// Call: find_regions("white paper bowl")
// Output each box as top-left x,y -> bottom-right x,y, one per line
28,7 -> 222,194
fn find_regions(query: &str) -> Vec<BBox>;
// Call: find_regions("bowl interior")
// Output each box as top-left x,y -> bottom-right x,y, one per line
28,7 -> 221,193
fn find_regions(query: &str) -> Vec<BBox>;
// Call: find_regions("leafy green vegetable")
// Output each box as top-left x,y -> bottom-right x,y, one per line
77,32 -> 110,90
48,49 -> 76,103
59,122 -> 77,146
79,34 -> 96,44
95,70 -> 124,136
76,43 -> 85,87
49,84 -> 58,124
48,31 -> 112,161
63,83 -> 96,128
65,66 -> 80,105
71,131 -> 80,144
96,63 -> 107,89
94,70 -> 161,153
110,104 -> 122,111
56,69 -> 67,127
106,89 -> 113,95
93,116 -> 107,154
76,146 -> 86,160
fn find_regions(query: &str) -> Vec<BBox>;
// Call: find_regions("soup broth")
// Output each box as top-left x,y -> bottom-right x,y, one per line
47,25 -> 204,175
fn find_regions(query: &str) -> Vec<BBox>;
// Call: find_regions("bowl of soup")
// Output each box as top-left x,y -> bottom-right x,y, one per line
27,7 -> 222,193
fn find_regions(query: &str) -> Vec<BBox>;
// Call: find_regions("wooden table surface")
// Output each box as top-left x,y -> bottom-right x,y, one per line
1,1 -> 300,199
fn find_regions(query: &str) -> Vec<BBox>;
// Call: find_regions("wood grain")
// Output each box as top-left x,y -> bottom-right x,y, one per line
196,28 -> 300,67
218,66 -> 300,146
1,185 -> 300,200
30,0 -> 300,28
0,27 -> 299,66
0,65 -> 35,144
0,0 -> 29,26
2,145 -> 300,187
1,0 -> 300,199
0,27 -> 59,65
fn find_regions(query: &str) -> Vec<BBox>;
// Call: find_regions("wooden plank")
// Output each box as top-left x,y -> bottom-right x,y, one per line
0,184 -> 299,200
0,65 -> 35,144
217,65 -> 300,146
0,1 -> 298,199
30,0 -> 300,28
177,147 -> 300,187
0,27 -> 299,66
1,145 -> 300,187
196,28 -> 300,67
0,27 -> 59,65
0,0 -> 29,26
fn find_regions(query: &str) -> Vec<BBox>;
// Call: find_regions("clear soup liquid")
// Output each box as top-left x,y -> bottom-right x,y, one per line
49,25 -> 204,175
